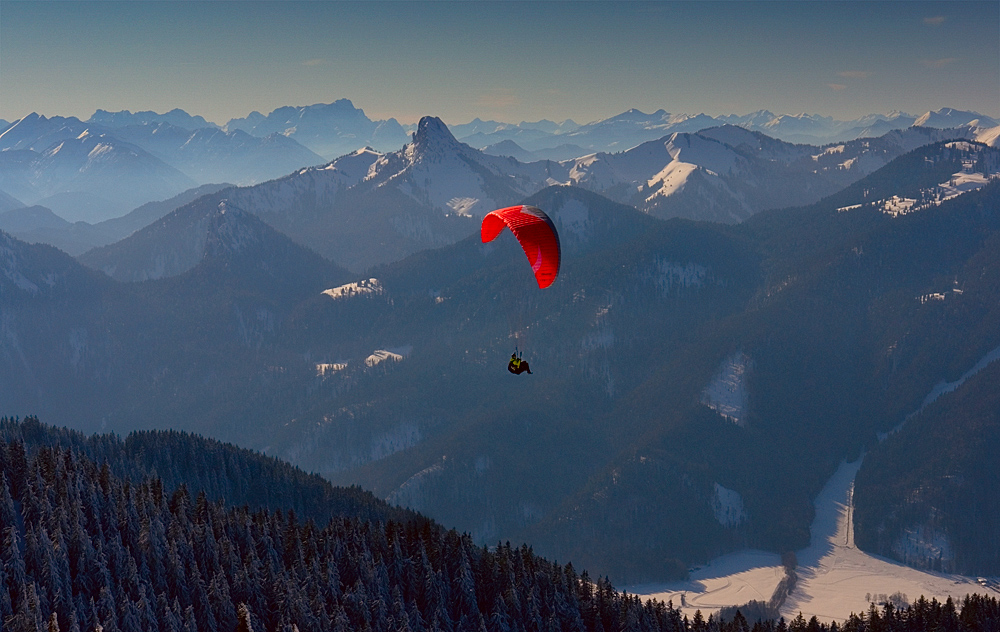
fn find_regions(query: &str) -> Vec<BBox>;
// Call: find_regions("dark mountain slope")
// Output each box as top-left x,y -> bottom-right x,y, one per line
854,359 -> 1000,575
4,420 -> 1000,631
2,211 -> 355,442
516,173 -> 1000,580
0,416 -> 428,528
0,184 -> 231,256
264,186 -> 763,571
0,230 -> 127,425
82,206 -> 355,444
852,228 -> 1000,575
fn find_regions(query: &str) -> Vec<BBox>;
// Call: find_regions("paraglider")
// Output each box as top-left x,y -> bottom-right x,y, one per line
480,205 -> 561,289
481,205 -> 560,374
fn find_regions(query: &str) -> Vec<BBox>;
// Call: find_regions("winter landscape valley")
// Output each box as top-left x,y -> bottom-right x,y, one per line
4,97 -> 1000,630
4,3 -> 1000,627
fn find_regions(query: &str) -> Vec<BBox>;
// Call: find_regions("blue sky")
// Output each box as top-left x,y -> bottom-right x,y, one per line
1,1 -> 997,126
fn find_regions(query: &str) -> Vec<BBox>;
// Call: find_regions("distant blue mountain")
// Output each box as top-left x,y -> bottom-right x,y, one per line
224,99 -> 411,159
89,107 -> 219,130
0,112 -> 323,221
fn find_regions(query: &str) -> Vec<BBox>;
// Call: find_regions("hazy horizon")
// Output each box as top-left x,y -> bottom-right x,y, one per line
1,1 -> 998,127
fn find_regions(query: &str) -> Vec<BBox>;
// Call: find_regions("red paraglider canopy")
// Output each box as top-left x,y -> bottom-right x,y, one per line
481,205 -> 561,289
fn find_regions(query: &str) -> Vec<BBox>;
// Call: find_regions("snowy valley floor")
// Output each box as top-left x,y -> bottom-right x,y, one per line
625,458 -> 997,623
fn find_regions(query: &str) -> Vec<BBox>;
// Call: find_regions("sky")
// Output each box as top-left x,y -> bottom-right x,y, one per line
0,1 -> 998,127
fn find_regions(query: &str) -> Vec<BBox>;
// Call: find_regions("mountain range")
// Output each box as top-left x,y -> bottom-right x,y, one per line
64,115 -> 992,281
0,123 -> 198,222
3,123 -> 999,586
459,107 -> 999,155
3,103 -> 996,226
0,113 -> 323,222
3,99 -> 1000,583
223,99 -> 411,159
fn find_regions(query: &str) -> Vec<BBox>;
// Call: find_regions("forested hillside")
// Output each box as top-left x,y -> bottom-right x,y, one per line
3,418 -> 1000,632
0,416 -> 425,529
0,423 -> 688,632
854,360 -> 1000,574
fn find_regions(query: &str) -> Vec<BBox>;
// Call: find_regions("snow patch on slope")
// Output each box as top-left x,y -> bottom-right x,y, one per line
975,125 -> 1000,147
645,161 -> 698,201
447,197 -> 480,216
321,146 -> 383,185
652,259 -> 709,295
315,362 -> 347,376
893,525 -> 954,571
712,483 -> 746,527
322,277 -> 383,300
555,198 -> 591,241
701,352 -> 751,426
813,145 -> 846,160
365,345 -> 412,367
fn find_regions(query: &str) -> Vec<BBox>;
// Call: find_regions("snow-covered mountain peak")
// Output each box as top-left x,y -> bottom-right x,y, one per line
1,112 -> 45,137
349,114 -> 560,218
410,116 -> 464,158
0,113 -> 108,157
601,108 -> 670,126
914,108 -> 998,129
736,110 -> 778,126
315,146 -> 384,184
974,125 -> 1000,147
0,113 -> 53,149
662,133 -> 740,175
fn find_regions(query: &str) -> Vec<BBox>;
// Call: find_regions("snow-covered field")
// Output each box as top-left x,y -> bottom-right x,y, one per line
626,458 -> 993,623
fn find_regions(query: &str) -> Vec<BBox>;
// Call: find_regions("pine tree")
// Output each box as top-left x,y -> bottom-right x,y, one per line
237,603 -> 254,632
0,473 -> 16,529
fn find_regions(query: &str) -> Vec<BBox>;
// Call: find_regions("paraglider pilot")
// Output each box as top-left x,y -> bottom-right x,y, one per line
508,351 -> 532,375
481,204 -> 558,377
